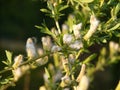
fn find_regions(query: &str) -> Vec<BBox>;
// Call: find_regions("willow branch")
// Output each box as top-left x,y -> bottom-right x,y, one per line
0,53 -> 50,75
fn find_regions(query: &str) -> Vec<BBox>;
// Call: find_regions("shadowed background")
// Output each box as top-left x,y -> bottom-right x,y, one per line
0,0 -> 48,90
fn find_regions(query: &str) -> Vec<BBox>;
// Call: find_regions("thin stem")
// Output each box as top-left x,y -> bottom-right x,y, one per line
0,67 -> 13,74
0,53 -> 50,75
75,49 -> 84,60
55,20 -> 61,34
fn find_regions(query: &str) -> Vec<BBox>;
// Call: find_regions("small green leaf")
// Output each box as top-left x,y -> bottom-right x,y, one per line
40,8 -> 51,13
0,79 -> 9,84
79,0 -> 94,3
100,0 -> 104,7
115,3 -> 120,17
47,1 -> 53,10
2,61 -> 8,65
45,67 -> 51,79
58,5 -> 68,12
107,23 -> 120,32
99,37 -> 107,43
83,53 -> 97,64
35,25 -> 56,38
114,31 -> 120,37
115,80 -> 120,90
111,8 -> 115,19
5,50 -> 12,65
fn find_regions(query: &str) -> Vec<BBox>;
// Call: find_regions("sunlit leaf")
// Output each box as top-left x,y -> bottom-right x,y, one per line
0,79 -> 9,84
107,23 -> 120,32
100,0 -> 104,7
40,8 -> 51,13
114,31 -> 120,37
47,1 -> 53,10
5,50 -> 12,65
35,25 -> 56,38
79,0 -> 94,3
83,53 -> 97,64
115,3 -> 120,17
45,67 -> 51,79
58,5 -> 68,12
115,81 -> 120,90
2,61 -> 8,65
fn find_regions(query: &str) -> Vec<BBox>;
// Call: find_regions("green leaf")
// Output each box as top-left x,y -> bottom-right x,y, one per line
5,50 -> 12,65
58,5 -> 68,12
47,1 -> 53,10
111,8 -> 115,19
79,0 -> 94,3
115,80 -> 120,90
35,25 -> 56,38
45,67 -> 51,79
40,8 -> 51,13
100,0 -> 104,7
115,3 -> 120,17
107,23 -> 120,32
83,53 -> 97,64
99,36 -> 108,43
0,79 -> 9,84
114,31 -> 120,37
2,61 -> 8,65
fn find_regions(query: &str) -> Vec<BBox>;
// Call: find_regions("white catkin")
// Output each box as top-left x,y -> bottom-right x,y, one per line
69,40 -> 83,50
51,45 -> 61,52
26,38 -> 37,59
109,41 -> 119,55
73,23 -> 82,39
63,34 -> 74,44
42,36 -> 52,51
77,75 -> 89,90
84,15 -> 99,40
12,68 -> 22,82
12,55 -> 23,69
62,24 -> 69,34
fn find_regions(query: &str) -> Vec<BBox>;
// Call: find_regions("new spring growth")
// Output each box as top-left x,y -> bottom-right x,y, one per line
84,15 -> 99,40
115,81 -> 120,90
109,41 -> 120,57
76,64 -> 89,90
26,38 -> 37,59
62,24 -> 69,34
42,36 -> 52,51
60,74 -> 71,87
76,64 -> 86,82
39,86 -> 46,90
12,55 -> 23,81
51,27 -> 59,36
12,55 -> 23,69
63,34 -> 74,44
69,40 -> 83,50
53,70 -> 62,82
68,54 -> 75,64
76,75 -> 89,90
51,45 -> 61,52
73,23 -> 82,39
61,56 -> 70,75
12,68 -> 22,82
36,48 -> 44,65
36,48 -> 48,66
12,55 -> 30,82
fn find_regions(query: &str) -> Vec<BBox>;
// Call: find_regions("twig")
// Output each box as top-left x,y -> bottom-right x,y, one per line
0,53 -> 50,75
